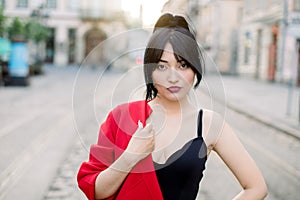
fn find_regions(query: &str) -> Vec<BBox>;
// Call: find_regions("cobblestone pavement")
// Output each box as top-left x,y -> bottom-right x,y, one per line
43,138 -> 86,200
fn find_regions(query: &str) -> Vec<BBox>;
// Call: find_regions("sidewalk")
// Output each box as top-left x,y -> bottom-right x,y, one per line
202,73 -> 300,140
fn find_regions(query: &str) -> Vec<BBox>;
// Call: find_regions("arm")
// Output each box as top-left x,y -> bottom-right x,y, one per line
212,117 -> 268,199
94,122 -> 155,199
94,151 -> 137,199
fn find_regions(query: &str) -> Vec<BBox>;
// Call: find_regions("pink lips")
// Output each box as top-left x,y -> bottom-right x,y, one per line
167,86 -> 182,93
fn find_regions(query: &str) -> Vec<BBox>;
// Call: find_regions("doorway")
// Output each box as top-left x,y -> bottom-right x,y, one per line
45,28 -> 55,63
84,28 -> 107,67
68,28 -> 76,64
268,25 -> 278,81
85,28 -> 106,56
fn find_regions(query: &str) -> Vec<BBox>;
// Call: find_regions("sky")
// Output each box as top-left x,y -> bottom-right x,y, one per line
121,0 -> 168,27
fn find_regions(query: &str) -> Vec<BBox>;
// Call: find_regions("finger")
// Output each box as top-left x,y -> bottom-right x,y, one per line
135,120 -> 143,133
135,124 -> 153,138
150,137 -> 155,151
151,128 -> 155,136
143,123 -> 153,132
142,124 -> 154,138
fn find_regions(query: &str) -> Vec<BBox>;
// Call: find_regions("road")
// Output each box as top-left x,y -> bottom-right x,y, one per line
0,66 -> 299,200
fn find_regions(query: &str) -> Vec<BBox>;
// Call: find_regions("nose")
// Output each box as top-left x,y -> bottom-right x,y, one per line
167,68 -> 179,84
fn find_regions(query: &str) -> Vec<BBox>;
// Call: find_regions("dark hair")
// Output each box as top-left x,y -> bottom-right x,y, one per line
144,13 -> 204,101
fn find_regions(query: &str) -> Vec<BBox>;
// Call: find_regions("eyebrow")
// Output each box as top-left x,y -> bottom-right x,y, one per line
158,59 -> 168,63
158,59 -> 185,63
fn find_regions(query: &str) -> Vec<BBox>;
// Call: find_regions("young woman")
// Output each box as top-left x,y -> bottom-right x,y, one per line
77,13 -> 268,200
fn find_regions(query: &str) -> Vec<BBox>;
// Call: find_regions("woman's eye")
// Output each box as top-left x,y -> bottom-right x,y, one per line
179,63 -> 188,69
157,65 -> 167,70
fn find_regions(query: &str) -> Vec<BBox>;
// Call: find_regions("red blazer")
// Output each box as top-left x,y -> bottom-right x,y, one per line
77,100 -> 163,200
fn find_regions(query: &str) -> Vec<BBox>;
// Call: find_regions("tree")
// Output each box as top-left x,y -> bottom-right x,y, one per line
25,19 -> 49,43
0,6 -> 6,37
8,17 -> 26,41
6,16 -> 50,75
25,19 -> 49,75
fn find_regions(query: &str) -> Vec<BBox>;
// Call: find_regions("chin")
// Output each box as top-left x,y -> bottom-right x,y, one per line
164,93 -> 187,102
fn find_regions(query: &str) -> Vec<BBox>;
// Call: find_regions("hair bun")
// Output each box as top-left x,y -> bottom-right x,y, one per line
168,19 -> 177,27
154,13 -> 189,32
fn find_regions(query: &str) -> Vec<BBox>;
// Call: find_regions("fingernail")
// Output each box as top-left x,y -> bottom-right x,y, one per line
138,120 -> 143,128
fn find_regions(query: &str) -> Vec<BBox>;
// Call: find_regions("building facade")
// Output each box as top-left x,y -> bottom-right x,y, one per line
239,0 -> 300,85
162,0 -> 300,85
283,0 -> 300,85
162,0 -> 243,74
2,0 -> 131,67
197,0 -> 243,74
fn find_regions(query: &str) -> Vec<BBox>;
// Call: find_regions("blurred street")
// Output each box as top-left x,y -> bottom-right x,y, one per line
0,65 -> 299,200
1,0 -> 300,199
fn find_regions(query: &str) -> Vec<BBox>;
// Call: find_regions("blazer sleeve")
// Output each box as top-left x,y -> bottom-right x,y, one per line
77,111 -> 118,200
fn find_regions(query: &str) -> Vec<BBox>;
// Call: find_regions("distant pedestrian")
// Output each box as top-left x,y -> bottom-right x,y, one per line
77,13 -> 268,200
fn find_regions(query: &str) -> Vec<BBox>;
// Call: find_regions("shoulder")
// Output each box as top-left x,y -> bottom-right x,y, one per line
201,109 -> 226,152
100,100 -> 150,139
117,100 -> 148,109
111,100 -> 149,115
201,109 -> 224,123
108,100 -> 151,126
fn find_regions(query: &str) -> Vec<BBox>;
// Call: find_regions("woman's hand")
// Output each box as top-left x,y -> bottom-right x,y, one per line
124,121 -> 155,165
94,121 -> 155,199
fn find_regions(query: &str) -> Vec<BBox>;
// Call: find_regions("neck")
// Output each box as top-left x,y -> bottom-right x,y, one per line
152,96 -> 193,115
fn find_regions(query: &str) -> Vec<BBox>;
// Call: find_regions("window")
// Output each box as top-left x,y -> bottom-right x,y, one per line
45,0 -> 56,9
244,0 -> 253,16
17,0 -> 28,8
68,0 -> 80,11
237,7 -> 243,24
294,0 -> 300,11
244,32 -> 252,65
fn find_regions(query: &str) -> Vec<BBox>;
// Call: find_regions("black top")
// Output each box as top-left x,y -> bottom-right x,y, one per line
154,110 -> 207,200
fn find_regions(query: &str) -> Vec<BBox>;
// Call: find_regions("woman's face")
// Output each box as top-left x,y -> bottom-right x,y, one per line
152,43 -> 195,102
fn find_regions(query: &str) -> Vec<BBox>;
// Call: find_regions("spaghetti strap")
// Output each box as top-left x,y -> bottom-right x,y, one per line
197,109 -> 203,138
